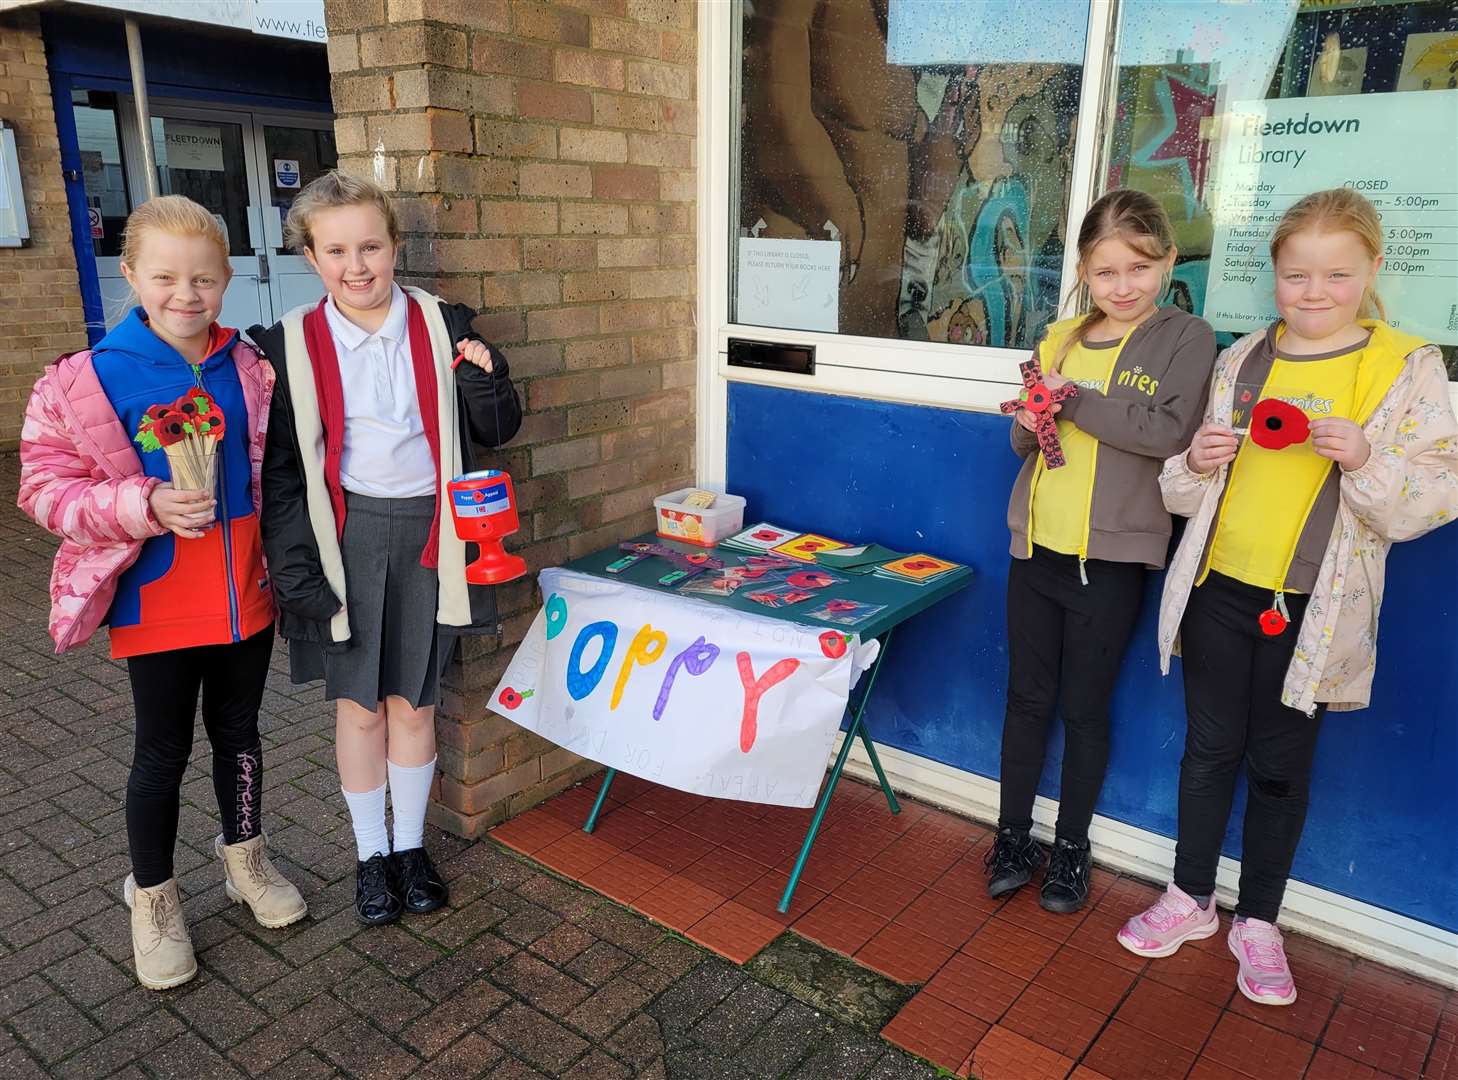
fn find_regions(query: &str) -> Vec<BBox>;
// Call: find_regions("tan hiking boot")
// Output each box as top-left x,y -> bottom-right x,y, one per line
215,834 -> 307,929
124,874 -> 197,990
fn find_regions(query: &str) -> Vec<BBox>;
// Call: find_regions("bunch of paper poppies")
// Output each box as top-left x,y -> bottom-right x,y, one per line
134,390 -> 226,492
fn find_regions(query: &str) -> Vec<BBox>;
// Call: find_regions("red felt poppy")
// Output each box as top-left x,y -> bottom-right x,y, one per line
144,403 -> 171,422
1250,398 -> 1310,450
686,553 -> 709,565
1258,609 -> 1288,636
152,410 -> 189,447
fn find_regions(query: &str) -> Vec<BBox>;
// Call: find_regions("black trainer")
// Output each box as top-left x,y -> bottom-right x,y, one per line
1040,836 -> 1093,914
983,826 -> 1045,898
355,853 -> 403,926
391,847 -> 448,915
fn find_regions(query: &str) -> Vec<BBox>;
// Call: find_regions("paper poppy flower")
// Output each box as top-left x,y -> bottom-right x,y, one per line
752,530 -> 781,541
902,559 -> 940,571
826,599 -> 857,612
1250,398 -> 1309,450
819,631 -> 848,659
498,686 -> 534,710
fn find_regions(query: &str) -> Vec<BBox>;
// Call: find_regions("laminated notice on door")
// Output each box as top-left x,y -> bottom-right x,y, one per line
735,238 -> 840,334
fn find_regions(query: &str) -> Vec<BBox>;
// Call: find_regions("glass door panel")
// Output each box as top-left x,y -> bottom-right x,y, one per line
257,121 -> 338,316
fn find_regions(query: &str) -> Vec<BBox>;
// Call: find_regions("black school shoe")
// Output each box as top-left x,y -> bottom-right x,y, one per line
356,853 -> 403,925
1040,836 -> 1093,914
391,847 -> 448,915
984,826 -> 1045,898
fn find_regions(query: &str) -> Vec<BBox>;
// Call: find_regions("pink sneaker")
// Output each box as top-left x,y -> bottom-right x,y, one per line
1228,918 -> 1298,1006
1117,883 -> 1219,957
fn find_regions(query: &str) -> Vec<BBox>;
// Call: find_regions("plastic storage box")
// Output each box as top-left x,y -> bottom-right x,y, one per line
653,488 -> 746,547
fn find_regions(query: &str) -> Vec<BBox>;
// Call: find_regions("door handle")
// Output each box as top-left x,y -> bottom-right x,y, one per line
257,251 -> 270,284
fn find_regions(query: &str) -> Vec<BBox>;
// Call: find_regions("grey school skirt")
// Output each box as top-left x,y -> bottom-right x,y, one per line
289,491 -> 446,711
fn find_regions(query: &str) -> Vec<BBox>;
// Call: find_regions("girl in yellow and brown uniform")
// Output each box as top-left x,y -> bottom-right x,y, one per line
1119,189 -> 1458,1008
989,189 -> 1216,914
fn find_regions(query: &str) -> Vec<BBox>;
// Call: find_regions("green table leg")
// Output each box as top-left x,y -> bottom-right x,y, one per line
583,767 -> 616,833
778,629 -> 897,913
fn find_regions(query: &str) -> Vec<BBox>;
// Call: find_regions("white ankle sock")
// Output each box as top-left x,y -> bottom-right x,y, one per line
342,783 -> 389,861
387,758 -> 435,853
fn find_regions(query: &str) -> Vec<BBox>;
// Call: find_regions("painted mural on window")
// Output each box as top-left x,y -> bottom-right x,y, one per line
733,0 -> 1457,376
733,0 -> 1085,350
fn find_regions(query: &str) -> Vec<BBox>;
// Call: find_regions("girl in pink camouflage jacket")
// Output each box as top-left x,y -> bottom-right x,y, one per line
18,196 -> 306,992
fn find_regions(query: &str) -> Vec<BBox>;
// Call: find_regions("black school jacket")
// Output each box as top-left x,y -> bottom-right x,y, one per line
248,289 -> 522,651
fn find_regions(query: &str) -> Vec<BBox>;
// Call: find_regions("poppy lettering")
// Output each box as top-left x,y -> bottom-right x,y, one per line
652,636 -> 720,722
611,623 -> 668,710
567,621 -> 618,700
735,652 -> 800,753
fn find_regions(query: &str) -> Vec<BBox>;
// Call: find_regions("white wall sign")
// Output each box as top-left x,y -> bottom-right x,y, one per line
734,238 -> 841,335
163,124 -> 225,172
1205,90 -> 1458,345
492,569 -> 879,808
274,159 -> 300,189
62,0 -> 327,43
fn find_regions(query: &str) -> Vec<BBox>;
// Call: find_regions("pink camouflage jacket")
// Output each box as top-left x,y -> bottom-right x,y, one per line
17,343 -> 274,654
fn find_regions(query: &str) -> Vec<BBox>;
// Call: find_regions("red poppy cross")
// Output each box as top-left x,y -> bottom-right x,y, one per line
999,355 -> 1080,469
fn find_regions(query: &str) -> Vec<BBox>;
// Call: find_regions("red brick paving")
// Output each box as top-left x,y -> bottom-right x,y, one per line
492,775 -> 1456,1079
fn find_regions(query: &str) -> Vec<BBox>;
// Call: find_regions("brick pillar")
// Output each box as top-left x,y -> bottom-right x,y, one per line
0,10 -> 89,447
323,0 -> 697,837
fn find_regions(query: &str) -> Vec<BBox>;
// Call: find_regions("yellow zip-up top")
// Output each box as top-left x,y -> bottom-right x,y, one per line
1027,333 -> 1130,564
1206,335 -> 1365,592
1005,307 -> 1218,572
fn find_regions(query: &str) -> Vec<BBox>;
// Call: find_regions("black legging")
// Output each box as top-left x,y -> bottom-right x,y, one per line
1174,572 -> 1327,922
125,627 -> 274,887
999,547 -> 1145,843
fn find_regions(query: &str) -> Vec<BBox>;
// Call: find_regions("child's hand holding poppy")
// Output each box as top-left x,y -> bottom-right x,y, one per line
1310,417 -> 1370,471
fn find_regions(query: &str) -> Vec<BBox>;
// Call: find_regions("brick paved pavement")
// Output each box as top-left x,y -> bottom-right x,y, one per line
0,457 -> 941,1080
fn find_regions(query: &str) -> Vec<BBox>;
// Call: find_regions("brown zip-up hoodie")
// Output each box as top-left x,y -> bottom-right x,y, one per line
1007,306 -> 1217,569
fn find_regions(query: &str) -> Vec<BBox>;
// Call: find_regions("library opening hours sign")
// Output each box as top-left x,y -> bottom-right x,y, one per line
1205,91 -> 1457,345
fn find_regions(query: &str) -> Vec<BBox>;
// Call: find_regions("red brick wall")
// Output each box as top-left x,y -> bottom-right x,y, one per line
0,10 -> 88,447
322,0 -> 697,836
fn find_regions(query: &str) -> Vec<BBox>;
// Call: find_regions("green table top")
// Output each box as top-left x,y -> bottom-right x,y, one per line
563,533 -> 973,641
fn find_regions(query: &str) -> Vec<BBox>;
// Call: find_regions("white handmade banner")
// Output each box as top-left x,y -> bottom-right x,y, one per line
492,569 -> 881,808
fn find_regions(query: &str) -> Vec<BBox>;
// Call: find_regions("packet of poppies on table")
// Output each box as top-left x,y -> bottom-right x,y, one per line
746,587 -> 816,609
678,571 -> 743,598
806,598 -> 886,626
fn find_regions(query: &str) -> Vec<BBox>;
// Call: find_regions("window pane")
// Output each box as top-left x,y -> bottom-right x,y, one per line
1104,0 -> 1458,376
148,117 -> 253,257
732,0 -> 1090,350
262,124 -> 339,255
72,98 -> 130,257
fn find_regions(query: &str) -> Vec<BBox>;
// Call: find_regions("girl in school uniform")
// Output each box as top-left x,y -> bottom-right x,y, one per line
20,196 -> 306,990
990,188 -> 1217,914
252,171 -> 521,926
1119,188 -> 1458,1005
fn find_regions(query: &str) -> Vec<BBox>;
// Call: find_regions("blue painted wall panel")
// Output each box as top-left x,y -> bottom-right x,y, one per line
726,381 -> 1458,931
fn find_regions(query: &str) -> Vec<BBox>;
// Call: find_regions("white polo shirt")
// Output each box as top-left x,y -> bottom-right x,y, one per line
324,284 -> 438,499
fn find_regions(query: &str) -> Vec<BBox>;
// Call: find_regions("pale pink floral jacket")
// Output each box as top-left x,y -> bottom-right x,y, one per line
17,344 -> 274,653
1158,321 -> 1458,714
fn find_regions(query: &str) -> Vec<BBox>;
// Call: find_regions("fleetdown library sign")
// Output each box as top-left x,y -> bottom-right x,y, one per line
1205,90 -> 1457,345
